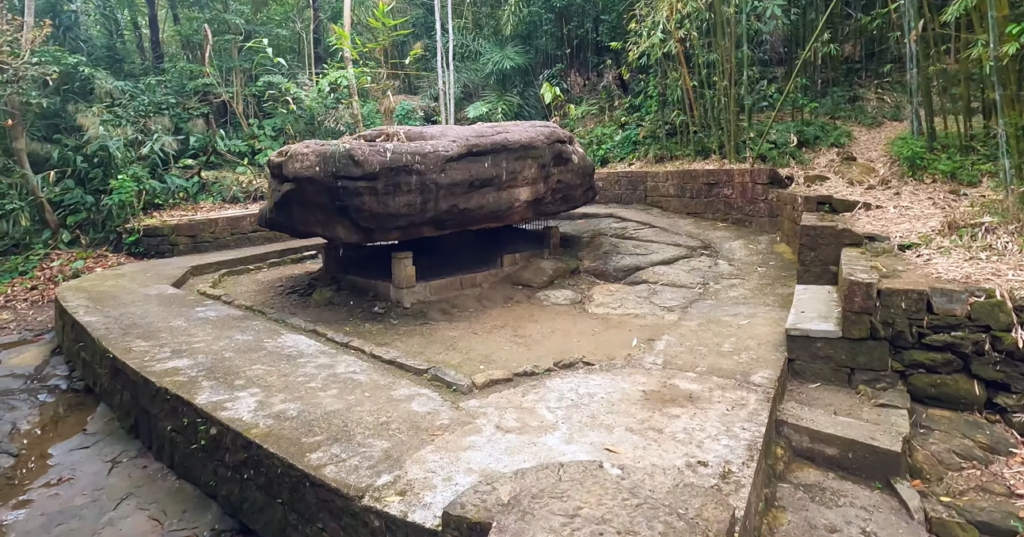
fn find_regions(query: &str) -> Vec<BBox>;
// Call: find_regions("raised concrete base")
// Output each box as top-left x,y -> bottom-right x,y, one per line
54,206 -> 792,537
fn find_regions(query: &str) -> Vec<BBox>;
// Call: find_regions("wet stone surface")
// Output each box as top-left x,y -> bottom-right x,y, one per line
0,334 -> 247,537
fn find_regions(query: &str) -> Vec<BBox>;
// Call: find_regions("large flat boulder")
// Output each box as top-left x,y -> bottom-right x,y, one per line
258,121 -> 597,244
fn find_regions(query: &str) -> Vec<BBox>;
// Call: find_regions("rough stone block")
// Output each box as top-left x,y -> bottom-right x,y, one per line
259,122 -> 597,244
879,280 -> 930,320
849,370 -> 902,391
906,373 -> 986,412
970,299 -> 1015,331
471,370 -> 514,390
839,248 -> 878,314
141,224 -> 174,237
391,252 -> 416,289
172,220 -> 216,237
929,285 -> 970,317
426,276 -> 462,298
797,265 -> 838,286
842,311 -> 872,339
427,367 -> 473,394
787,335 -> 891,371
789,361 -> 851,386
894,350 -> 964,374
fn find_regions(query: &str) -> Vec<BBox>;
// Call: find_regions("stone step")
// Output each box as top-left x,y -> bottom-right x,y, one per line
768,461 -> 927,537
785,285 -> 841,338
777,382 -> 909,482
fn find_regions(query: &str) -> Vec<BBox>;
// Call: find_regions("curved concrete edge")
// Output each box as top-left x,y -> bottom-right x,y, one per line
54,215 -> 791,537
55,239 -> 448,537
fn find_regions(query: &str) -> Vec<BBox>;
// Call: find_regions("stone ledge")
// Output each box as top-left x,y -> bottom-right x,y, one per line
786,285 -> 842,338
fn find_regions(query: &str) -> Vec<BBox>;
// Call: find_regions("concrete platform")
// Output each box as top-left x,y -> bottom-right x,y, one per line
54,205 -> 794,537
778,382 -> 909,482
785,285 -> 841,338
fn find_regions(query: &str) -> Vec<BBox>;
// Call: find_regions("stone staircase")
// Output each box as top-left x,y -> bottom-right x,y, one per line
780,246 -> 911,480
771,247 -> 925,536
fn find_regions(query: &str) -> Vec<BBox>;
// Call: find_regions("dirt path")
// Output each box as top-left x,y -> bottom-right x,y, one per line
785,121 -> 1023,295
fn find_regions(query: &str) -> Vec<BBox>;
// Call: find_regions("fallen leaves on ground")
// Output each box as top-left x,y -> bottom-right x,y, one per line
787,122 -> 1024,295
1,250 -> 135,335
136,201 -> 264,225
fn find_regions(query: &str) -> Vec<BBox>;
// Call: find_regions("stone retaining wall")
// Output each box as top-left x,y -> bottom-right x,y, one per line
137,210 -> 290,257
595,169 -> 871,285
794,246 -> 1024,430
595,169 -> 786,232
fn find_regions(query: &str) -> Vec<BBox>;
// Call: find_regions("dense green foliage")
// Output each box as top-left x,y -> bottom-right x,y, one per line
1,0 -> 1022,258
890,131 -> 999,187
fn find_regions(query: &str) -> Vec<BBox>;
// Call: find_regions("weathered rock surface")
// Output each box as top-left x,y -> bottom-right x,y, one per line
910,404 -> 1017,457
443,461 -> 735,537
895,350 -> 964,374
259,121 -> 596,244
579,237 -> 698,282
623,256 -> 732,288
508,257 -> 578,288
533,289 -> 582,306
951,496 -> 1024,537
837,161 -> 877,185
471,370 -> 514,390
585,284 -> 701,317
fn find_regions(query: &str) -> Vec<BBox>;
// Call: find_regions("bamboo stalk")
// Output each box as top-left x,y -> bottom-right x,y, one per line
752,0 -> 840,160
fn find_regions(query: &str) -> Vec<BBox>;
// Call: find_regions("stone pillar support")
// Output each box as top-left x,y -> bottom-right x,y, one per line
322,242 -> 343,276
391,251 -> 416,289
543,226 -> 561,255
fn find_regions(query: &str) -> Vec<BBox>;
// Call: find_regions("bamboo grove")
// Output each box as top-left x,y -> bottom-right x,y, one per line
1,0 -> 1023,254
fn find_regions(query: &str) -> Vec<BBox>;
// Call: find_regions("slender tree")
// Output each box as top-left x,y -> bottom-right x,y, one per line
144,0 -> 164,67
446,0 -> 455,123
168,0 -> 181,26
434,0 -> 447,124
311,0 -> 324,72
21,0 -> 35,48
8,0 -> 61,234
342,0 -> 363,131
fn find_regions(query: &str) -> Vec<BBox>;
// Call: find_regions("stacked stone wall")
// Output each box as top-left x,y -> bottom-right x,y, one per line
793,246 -> 1024,430
137,210 -> 290,257
595,169 -> 783,232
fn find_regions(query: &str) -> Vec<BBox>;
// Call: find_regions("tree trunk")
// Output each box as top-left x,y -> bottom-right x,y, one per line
434,0 -> 447,124
446,0 -> 455,123
6,99 -> 61,234
11,1 -> 60,235
130,0 -> 149,64
342,0 -> 363,131
231,38 -> 249,131
311,0 -> 324,72
145,0 -> 164,67
168,0 -> 181,26
21,0 -> 35,48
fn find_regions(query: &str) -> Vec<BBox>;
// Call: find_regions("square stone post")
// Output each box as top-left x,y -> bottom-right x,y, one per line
322,242 -> 343,276
543,226 -> 561,255
391,251 -> 416,289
